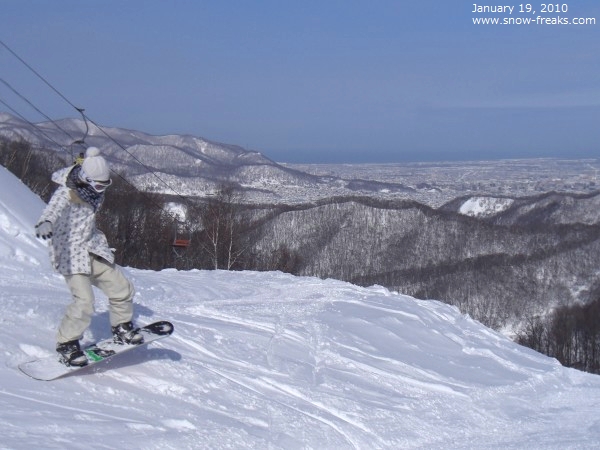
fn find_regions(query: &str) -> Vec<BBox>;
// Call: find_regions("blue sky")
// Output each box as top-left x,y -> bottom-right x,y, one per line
1,1 -> 599,163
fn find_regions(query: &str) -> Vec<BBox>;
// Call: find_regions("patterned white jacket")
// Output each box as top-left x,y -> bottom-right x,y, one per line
38,166 -> 114,275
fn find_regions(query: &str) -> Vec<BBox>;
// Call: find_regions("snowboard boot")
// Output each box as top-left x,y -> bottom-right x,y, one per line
56,340 -> 88,367
112,321 -> 144,345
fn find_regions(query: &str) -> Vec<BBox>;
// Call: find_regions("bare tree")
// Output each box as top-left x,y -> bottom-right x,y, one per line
516,314 -> 548,354
198,184 -> 248,270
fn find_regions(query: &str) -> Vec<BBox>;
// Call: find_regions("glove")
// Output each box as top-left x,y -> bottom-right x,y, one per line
35,221 -> 53,240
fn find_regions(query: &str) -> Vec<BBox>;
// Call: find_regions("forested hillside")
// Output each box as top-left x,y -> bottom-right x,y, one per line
247,196 -> 600,328
2,138 -> 599,373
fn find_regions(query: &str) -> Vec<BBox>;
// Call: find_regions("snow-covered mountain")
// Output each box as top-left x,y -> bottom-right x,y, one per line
0,112 -> 326,198
2,159 -> 600,448
0,112 -> 417,201
0,112 -> 271,169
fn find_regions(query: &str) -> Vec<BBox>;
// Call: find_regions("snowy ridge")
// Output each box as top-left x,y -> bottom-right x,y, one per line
1,166 -> 600,448
459,196 -> 515,218
0,113 -> 310,197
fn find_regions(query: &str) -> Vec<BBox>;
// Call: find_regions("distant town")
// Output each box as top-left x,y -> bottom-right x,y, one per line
287,158 -> 600,207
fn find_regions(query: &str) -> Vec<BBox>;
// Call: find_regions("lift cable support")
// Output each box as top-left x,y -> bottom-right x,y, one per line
70,107 -> 89,164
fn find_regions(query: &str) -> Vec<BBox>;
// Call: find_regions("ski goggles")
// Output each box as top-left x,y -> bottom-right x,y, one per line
79,169 -> 113,193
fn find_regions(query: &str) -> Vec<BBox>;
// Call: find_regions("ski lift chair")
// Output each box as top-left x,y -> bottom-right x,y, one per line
172,222 -> 191,258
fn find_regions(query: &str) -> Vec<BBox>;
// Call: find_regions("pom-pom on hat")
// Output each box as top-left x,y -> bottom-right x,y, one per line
81,147 -> 110,181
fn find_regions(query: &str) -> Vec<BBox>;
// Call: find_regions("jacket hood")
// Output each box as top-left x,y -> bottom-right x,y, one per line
51,166 -> 76,186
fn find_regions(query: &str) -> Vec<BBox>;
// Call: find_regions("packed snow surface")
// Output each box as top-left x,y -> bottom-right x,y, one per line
1,164 -> 600,449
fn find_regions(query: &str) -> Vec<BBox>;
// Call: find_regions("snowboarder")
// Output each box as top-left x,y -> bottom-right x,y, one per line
35,147 -> 143,366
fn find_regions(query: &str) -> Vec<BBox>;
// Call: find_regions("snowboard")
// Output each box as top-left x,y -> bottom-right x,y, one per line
19,321 -> 174,381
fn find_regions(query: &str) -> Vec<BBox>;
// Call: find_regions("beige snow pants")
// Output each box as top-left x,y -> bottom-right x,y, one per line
57,255 -> 135,343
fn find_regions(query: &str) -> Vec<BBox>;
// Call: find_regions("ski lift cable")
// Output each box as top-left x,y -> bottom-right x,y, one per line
1,91 -> 185,240
1,39 -> 192,208
0,96 -> 68,153
0,80 -> 88,164
2,39 -> 91,154
1,40 -> 93,155
83,114 -> 190,205
0,77 -> 80,145
0,94 -> 188,226
0,39 -> 81,112
0,90 -> 168,215
1,91 -> 185,235
1,89 -> 105,168
2,40 -> 194,245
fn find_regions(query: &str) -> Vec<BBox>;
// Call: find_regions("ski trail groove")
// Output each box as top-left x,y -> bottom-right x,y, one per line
0,389 -> 148,424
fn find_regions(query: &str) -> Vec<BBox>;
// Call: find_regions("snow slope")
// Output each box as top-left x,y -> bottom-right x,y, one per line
1,164 -> 600,449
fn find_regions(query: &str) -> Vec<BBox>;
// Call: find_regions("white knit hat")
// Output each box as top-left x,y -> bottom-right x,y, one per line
81,147 -> 110,181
